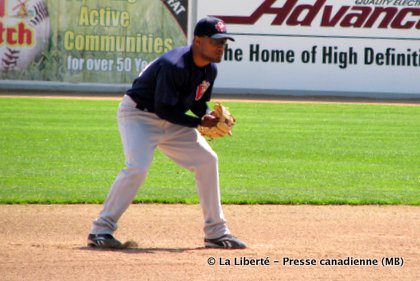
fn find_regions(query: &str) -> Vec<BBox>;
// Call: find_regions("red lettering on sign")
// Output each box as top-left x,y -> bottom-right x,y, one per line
0,22 -> 33,46
0,0 -> 5,17
392,8 -> 420,29
214,0 -> 420,30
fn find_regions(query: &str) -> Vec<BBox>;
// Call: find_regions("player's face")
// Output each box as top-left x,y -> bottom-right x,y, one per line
197,37 -> 227,63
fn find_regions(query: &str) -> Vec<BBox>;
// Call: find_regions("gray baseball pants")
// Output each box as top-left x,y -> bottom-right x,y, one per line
91,95 -> 230,239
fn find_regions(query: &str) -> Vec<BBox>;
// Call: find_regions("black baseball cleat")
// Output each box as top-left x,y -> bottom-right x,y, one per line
87,233 -> 123,249
204,234 -> 247,249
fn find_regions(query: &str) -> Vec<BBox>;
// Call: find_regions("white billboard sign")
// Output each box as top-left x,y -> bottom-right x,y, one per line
195,0 -> 420,97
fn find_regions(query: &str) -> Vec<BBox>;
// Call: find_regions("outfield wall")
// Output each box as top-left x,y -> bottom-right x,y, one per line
1,0 -> 419,98
0,0 -> 188,90
193,0 -> 420,98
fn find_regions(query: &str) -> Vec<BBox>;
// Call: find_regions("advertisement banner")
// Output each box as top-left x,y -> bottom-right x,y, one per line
196,0 -> 420,96
0,0 -> 188,84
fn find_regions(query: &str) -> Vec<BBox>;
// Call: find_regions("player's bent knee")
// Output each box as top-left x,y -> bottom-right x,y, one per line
202,150 -> 218,166
122,167 -> 148,176
187,150 -> 218,172
210,151 -> 218,162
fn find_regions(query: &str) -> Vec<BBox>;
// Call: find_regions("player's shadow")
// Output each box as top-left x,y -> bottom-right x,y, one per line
78,246 -> 205,254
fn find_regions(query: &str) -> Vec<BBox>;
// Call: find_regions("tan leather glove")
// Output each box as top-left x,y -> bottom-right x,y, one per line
198,103 -> 236,138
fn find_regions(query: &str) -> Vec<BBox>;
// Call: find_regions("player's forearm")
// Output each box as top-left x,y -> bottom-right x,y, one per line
190,101 -> 209,118
155,103 -> 201,128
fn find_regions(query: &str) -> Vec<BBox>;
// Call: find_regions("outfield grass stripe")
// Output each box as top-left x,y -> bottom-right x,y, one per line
0,97 -> 419,205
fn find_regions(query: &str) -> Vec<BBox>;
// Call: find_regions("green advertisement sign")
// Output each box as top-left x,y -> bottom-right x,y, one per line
0,0 -> 188,84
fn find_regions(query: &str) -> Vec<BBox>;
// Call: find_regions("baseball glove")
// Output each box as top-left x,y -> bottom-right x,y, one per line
198,102 -> 236,138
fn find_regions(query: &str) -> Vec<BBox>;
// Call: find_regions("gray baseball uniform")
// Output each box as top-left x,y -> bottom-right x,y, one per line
90,46 -> 230,239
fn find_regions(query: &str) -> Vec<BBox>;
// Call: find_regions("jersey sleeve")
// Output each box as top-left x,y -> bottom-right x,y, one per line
155,104 -> 202,128
190,100 -> 209,118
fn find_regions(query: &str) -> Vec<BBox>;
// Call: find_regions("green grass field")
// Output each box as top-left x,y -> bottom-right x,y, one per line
0,97 -> 419,205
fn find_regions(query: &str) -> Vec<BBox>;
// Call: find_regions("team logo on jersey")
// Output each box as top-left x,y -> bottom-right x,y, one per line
195,80 -> 210,101
215,21 -> 226,32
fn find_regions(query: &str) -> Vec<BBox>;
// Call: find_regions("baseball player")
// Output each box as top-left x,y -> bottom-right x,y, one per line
87,17 -> 246,249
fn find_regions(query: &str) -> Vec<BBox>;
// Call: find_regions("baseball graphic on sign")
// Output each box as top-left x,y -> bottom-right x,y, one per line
0,0 -> 50,71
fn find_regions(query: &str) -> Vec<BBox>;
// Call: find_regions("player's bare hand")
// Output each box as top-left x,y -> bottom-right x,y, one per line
200,114 -> 219,127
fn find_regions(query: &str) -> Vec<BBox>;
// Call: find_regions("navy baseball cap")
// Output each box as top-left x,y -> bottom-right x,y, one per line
194,17 -> 235,41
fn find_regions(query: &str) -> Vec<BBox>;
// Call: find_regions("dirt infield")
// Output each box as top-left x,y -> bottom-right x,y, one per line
0,204 -> 418,281
1,93 -> 418,280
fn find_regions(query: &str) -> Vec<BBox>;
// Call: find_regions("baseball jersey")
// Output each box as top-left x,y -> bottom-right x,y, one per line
127,46 -> 217,128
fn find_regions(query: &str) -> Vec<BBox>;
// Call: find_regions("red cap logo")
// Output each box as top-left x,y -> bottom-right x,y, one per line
215,21 -> 226,32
